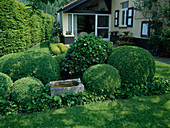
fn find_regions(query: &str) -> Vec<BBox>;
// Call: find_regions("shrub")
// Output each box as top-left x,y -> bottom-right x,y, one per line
0,0 -> 54,57
0,72 -> 13,100
1,50 -> 60,84
108,46 -> 156,84
50,36 -> 60,44
56,43 -> 68,53
115,76 -> 169,98
11,77 -> 44,105
54,53 -> 66,64
0,53 -> 17,72
50,43 -> 61,55
82,64 -> 121,95
61,35 -> 113,79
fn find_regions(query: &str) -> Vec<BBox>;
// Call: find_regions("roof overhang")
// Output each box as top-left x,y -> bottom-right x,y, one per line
56,0 -> 111,14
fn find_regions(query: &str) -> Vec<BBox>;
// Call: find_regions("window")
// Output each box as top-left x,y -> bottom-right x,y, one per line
114,10 -> 119,27
141,21 -> 150,37
68,14 -> 72,34
120,2 -> 129,27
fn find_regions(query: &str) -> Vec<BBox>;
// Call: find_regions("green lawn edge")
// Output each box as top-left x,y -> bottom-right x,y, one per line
1,94 -> 169,128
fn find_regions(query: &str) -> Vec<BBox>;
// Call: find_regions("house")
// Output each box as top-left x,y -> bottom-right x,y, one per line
56,0 -> 152,49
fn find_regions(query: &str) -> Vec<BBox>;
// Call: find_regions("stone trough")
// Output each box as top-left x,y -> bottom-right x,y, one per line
50,78 -> 84,97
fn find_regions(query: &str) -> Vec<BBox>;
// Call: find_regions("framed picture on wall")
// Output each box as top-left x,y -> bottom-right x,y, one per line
141,21 -> 150,37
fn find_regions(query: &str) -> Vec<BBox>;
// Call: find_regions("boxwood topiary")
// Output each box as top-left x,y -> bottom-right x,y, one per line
1,50 -> 60,84
82,64 -> 121,95
11,77 -> 44,105
61,35 -> 113,79
50,43 -> 61,55
0,72 -> 13,99
107,46 -> 156,84
56,43 -> 68,53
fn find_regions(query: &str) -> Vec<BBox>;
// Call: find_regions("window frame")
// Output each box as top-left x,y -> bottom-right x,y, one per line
120,2 -> 129,27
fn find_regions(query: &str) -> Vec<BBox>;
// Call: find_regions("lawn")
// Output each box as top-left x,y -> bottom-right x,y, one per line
0,94 -> 169,128
155,61 -> 170,80
28,41 -> 51,54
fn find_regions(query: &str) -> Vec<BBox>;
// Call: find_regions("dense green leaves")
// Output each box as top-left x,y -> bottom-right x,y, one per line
0,50 -> 60,84
61,35 -> 113,79
108,46 -> 156,84
83,64 -> 121,95
0,73 -> 13,100
11,77 -> 44,106
0,0 -> 54,57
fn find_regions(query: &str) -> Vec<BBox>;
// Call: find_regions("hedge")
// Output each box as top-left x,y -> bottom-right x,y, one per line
1,50 -> 60,84
82,64 -> 121,95
108,46 -> 156,84
0,0 -> 54,57
0,72 -> 13,100
11,77 -> 44,105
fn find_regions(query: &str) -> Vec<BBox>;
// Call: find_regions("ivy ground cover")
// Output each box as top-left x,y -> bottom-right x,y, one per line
0,94 -> 169,128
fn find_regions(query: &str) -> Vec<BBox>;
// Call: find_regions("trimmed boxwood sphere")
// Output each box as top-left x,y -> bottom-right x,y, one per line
1,50 -> 60,84
11,77 -> 44,105
82,64 -> 121,95
107,46 -> 155,84
0,72 -> 13,99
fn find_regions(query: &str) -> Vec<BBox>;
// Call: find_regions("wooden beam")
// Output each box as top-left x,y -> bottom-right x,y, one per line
67,10 -> 111,14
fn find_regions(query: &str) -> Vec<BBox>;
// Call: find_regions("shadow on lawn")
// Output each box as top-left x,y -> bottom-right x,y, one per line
1,94 -> 169,128
156,62 -> 170,80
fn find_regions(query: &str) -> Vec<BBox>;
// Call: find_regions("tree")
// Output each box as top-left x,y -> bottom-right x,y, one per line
134,0 -> 170,56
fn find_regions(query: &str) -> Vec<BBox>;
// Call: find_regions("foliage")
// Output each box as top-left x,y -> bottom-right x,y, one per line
1,94 -> 170,128
0,75 -> 169,116
134,0 -> 170,55
54,53 -> 66,65
0,53 -> 17,72
0,72 -> 13,100
50,36 -> 60,44
82,64 -> 121,95
108,46 -> 156,84
115,76 -> 169,98
17,0 -> 73,16
28,40 -> 51,54
0,0 -> 54,57
61,35 -> 113,79
1,50 -> 60,84
56,43 -> 68,53
11,77 -> 44,106
50,43 -> 61,55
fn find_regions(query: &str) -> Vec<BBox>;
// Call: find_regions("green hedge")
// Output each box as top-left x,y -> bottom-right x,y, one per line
1,50 -> 60,84
0,72 -> 13,100
11,77 -> 44,105
50,43 -> 61,55
0,0 -> 54,57
56,43 -> 68,53
108,46 -> 156,84
82,64 -> 121,95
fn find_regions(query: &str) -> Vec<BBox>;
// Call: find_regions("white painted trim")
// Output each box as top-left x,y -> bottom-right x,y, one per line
72,14 -> 74,35
96,14 -> 111,41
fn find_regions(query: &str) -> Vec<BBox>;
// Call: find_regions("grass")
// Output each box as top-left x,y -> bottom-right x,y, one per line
155,61 -> 170,79
0,94 -> 169,128
28,41 -> 51,54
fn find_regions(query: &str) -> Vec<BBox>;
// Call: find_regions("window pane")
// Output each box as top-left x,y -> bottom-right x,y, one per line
122,2 -> 129,8
68,14 -> 72,33
97,29 -> 108,38
98,16 -> 109,27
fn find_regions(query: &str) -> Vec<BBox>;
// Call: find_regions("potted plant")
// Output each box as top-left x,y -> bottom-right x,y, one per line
122,31 -> 130,36
66,31 -> 72,35
110,31 -> 119,36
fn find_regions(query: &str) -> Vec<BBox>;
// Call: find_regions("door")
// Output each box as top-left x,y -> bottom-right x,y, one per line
95,14 -> 111,41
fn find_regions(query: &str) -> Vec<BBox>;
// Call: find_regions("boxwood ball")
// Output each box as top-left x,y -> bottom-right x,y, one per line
107,46 -> 155,84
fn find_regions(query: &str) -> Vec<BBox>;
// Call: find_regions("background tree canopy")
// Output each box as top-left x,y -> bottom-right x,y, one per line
17,0 -> 73,16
